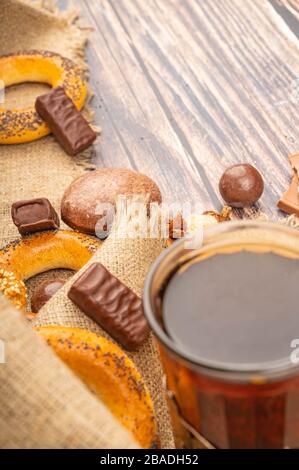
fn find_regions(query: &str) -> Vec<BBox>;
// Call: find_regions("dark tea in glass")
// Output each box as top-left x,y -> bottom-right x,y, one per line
144,221 -> 299,448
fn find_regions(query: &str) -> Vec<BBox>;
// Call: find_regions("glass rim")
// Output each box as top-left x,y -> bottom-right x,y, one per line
143,220 -> 299,383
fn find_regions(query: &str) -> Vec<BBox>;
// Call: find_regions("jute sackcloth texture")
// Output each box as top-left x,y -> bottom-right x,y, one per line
0,0 -> 175,448
0,0 -> 92,246
0,294 -> 139,448
34,217 -> 176,449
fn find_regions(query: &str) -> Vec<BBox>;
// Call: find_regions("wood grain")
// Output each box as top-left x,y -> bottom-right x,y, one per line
77,0 -> 299,216
271,0 -> 299,25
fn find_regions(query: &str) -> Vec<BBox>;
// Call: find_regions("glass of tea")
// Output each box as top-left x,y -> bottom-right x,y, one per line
143,221 -> 299,448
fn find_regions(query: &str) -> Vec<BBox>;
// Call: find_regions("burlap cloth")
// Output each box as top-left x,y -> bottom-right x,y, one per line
0,295 -> 138,448
0,0 -> 175,448
0,0 -> 92,246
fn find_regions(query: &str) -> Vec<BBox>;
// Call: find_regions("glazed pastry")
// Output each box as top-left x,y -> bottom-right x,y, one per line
36,326 -> 158,448
0,263 -> 27,310
0,230 -> 101,311
0,51 -> 87,144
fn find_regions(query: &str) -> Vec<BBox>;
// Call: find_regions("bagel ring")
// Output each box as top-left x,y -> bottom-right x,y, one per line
0,50 -> 87,144
0,230 -> 101,311
36,326 -> 158,448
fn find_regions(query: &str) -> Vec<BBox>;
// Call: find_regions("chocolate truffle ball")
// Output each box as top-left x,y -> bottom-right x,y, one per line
219,164 -> 264,208
31,279 -> 65,313
61,168 -> 162,235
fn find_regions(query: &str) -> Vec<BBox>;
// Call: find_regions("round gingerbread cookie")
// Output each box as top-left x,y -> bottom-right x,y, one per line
61,168 -> 162,235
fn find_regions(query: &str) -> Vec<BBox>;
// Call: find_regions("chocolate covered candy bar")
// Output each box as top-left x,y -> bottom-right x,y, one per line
68,262 -> 150,350
11,198 -> 60,235
35,86 -> 96,156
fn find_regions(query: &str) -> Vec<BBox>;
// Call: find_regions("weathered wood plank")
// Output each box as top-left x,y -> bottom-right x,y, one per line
82,0 -> 216,209
271,0 -> 299,28
78,0 -> 299,216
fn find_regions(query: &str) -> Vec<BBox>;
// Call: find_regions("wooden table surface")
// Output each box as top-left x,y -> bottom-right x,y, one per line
72,0 -> 299,216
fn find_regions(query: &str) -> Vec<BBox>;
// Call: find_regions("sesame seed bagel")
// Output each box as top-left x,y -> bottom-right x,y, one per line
0,230 -> 101,310
0,50 -> 87,144
36,326 -> 157,448
0,263 -> 27,310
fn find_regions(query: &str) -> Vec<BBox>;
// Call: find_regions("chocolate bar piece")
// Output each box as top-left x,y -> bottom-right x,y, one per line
35,86 -> 96,156
68,262 -> 150,350
277,173 -> 299,216
11,198 -> 60,235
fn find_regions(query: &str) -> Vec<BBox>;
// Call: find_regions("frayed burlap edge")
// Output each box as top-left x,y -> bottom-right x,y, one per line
0,0 -> 175,449
34,216 -> 176,449
0,294 -> 139,448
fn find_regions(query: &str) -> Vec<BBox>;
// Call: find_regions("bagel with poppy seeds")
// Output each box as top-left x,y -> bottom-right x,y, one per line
0,230 -> 101,310
36,326 -> 158,448
0,50 -> 87,144
0,263 -> 27,310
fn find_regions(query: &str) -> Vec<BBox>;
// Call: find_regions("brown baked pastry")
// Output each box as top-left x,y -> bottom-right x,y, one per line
166,209 -> 230,247
0,230 -> 101,311
61,168 -> 162,235
31,279 -> 66,313
36,326 -> 158,448
0,263 -> 27,310
0,51 -> 87,144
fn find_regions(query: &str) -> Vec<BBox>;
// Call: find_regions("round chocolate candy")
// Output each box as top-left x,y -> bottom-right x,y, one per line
61,168 -> 162,235
219,164 -> 264,208
31,279 -> 65,313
